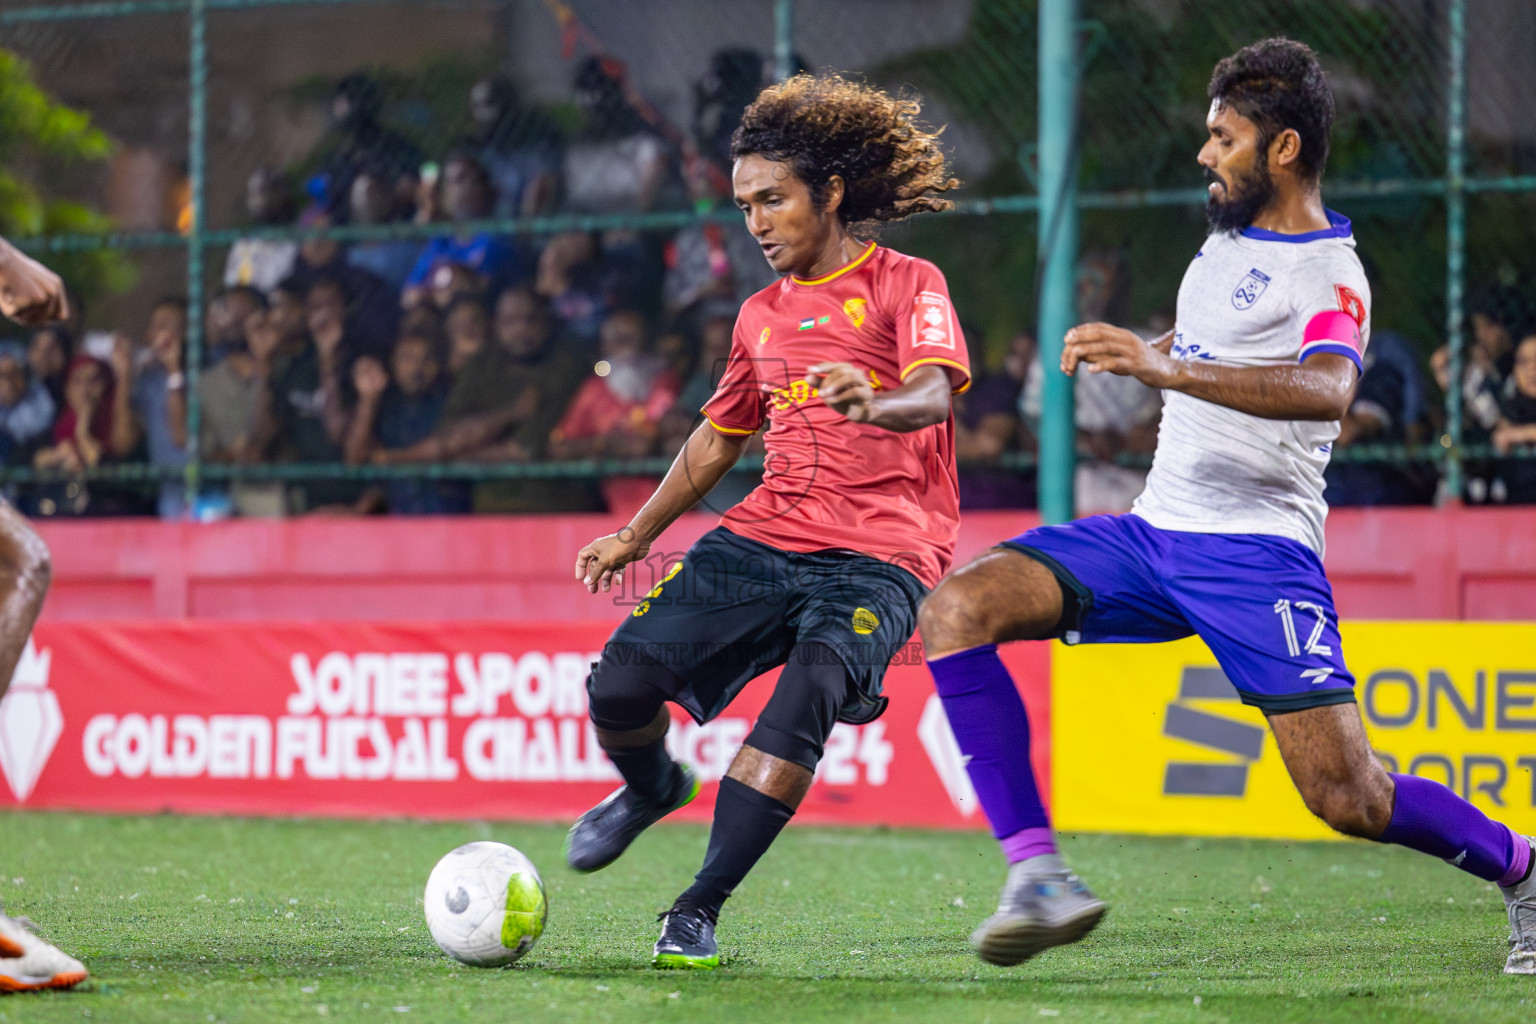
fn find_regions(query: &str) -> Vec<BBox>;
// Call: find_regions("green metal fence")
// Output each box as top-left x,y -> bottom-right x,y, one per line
0,0 -> 1527,521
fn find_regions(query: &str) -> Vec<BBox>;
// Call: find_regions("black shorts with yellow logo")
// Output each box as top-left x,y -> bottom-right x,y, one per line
597,526 -> 927,726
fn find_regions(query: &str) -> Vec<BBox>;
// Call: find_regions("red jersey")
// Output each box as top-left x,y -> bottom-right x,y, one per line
701,243 -> 971,588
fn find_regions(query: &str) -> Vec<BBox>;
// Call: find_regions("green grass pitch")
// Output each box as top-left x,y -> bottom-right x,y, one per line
0,810 -> 1531,1023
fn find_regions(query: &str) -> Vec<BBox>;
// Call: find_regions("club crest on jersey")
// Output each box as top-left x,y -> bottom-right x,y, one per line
1231,268 -> 1271,310
759,326 -> 771,346
843,297 -> 867,329
1334,284 -> 1366,327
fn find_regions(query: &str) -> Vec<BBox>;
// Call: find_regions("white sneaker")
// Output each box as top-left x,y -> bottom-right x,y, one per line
969,854 -> 1106,966
0,914 -> 87,992
1501,836 -> 1536,976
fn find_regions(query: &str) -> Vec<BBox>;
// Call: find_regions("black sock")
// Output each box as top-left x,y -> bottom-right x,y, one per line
605,736 -> 681,805
678,776 -> 794,922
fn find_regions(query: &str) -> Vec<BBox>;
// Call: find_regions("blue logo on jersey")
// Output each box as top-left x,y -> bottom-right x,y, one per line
1231,267 -> 1272,310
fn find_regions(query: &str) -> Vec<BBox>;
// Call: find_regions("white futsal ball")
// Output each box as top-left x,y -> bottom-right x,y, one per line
423,841 -> 547,967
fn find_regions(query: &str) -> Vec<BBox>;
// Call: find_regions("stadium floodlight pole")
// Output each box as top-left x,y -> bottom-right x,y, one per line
773,0 -> 794,82
1036,0 -> 1078,525
1442,0 -> 1467,504
184,0 -> 208,512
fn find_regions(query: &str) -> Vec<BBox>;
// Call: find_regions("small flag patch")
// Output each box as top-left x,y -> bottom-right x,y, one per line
799,318 -> 815,331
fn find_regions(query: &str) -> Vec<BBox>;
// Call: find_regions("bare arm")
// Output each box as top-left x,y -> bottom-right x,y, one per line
806,363 -> 954,432
573,423 -> 749,593
1062,322 -> 1356,421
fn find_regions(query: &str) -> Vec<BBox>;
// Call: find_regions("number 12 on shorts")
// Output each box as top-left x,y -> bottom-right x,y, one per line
1273,598 -> 1333,658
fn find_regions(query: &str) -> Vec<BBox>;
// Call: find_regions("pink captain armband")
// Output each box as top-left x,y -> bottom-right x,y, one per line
1298,310 -> 1364,372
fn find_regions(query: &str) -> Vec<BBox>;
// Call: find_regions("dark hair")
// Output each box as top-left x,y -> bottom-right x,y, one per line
730,73 -> 958,226
1208,37 -> 1334,181
443,294 -> 489,324
152,295 -> 189,315
221,284 -> 267,310
493,283 -> 551,319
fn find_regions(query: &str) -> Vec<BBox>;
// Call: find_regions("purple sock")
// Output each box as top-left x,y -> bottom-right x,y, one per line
1378,773 -> 1529,885
927,644 -> 1054,861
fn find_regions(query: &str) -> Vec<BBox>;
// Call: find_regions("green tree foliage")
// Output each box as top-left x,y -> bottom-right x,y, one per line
0,50 -> 131,302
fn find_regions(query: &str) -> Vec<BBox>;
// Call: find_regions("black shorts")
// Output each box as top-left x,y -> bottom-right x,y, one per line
600,527 -> 927,725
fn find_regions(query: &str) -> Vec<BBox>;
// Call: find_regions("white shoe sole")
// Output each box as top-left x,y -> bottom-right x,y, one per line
1505,950 -> 1536,976
970,900 -> 1106,967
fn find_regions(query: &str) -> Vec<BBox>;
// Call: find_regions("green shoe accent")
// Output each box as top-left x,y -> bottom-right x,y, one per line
653,952 -> 719,971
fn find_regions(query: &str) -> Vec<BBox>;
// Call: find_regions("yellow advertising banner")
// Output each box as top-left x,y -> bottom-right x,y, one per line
1052,623 -> 1536,838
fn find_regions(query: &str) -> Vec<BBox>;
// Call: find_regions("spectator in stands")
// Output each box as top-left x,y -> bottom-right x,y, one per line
199,306 -> 286,517
563,57 -> 679,215
345,332 -> 468,514
201,303 -> 278,465
466,75 -> 562,218
283,208 -> 398,358
955,330 -> 1036,509
1022,250 -> 1161,514
535,231 -> 612,349
442,295 -> 489,377
388,286 -> 588,512
691,48 -> 766,173
549,309 -> 679,460
403,153 -> 521,310
1431,286 -> 1529,501
662,158 -> 776,335
265,277 -> 366,513
126,297 -> 194,518
1325,329 -> 1434,506
27,324 -> 71,409
346,166 -> 422,291
0,341 -> 55,465
224,167 -> 298,291
659,312 -> 733,453
33,354 -> 132,472
1493,333 -> 1536,503
315,73 -> 422,218
204,285 -> 264,367
264,279 -> 311,378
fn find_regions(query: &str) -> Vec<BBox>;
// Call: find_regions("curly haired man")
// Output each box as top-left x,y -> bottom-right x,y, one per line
565,74 -> 970,969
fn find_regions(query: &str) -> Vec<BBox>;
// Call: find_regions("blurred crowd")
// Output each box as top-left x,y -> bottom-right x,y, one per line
2,54 -> 1528,519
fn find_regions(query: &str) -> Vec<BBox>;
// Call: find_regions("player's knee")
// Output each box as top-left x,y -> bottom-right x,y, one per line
585,653 -> 669,734
917,576 -> 994,652
1301,779 -> 1392,838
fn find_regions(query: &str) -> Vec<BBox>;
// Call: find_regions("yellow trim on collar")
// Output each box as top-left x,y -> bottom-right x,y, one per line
791,242 -> 878,286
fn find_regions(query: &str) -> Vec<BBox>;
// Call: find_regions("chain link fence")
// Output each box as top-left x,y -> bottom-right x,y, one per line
0,0 -> 1527,518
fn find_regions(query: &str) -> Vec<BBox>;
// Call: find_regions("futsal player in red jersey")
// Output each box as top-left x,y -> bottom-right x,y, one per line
567,74 -> 969,968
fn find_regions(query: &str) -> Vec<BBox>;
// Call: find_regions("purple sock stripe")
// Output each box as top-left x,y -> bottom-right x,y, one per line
1498,829 -> 1532,888
1380,773 -> 1524,884
1000,826 -> 1058,864
925,642 -> 1051,839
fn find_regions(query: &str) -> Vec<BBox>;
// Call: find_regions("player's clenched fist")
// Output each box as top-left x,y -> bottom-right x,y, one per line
806,361 -> 876,422
0,238 -> 68,326
1062,322 -> 1178,388
574,528 -> 649,594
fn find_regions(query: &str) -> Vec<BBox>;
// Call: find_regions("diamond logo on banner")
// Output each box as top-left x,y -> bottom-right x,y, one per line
916,694 -> 977,817
0,639 -> 59,802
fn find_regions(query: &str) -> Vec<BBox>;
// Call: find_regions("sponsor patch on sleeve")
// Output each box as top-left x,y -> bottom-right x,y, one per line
911,291 -> 955,350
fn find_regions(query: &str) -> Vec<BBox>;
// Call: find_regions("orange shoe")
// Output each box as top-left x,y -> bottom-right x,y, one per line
0,915 -> 87,992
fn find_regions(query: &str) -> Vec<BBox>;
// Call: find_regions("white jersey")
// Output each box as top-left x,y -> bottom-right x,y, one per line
1132,210 -> 1370,556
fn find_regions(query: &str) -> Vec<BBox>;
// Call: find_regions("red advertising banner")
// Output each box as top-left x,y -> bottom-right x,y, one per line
0,622 -> 1049,829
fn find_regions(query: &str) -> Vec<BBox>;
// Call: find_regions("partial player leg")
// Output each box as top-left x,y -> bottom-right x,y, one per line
0,504 -> 85,994
1270,703 -> 1535,974
653,642 -> 844,970
918,546 -> 1105,965
565,658 -> 698,873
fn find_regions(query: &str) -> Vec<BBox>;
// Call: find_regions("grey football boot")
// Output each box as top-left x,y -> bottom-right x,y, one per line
1500,835 -> 1536,975
969,854 -> 1106,966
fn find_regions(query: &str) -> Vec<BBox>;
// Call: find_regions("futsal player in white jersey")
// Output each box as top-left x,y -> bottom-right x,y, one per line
916,37 -> 1536,974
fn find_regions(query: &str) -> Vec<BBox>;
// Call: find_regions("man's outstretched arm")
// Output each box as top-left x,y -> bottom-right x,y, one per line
1062,322 -> 1356,422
